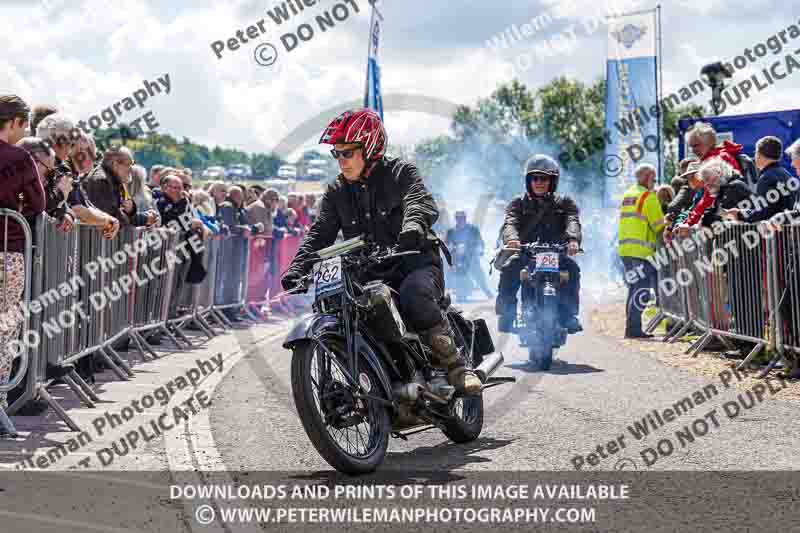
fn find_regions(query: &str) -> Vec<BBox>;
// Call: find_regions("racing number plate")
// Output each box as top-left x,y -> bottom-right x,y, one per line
534,252 -> 559,273
313,256 -> 343,296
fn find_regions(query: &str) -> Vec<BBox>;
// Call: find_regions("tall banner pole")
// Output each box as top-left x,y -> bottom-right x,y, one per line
656,4 -> 663,184
363,0 -> 384,120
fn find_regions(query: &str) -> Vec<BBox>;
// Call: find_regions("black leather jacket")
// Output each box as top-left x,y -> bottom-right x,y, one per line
287,157 -> 440,277
501,192 -> 581,245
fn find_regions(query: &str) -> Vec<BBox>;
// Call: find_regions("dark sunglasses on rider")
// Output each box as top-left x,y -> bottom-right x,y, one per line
529,173 -> 552,182
330,147 -> 360,160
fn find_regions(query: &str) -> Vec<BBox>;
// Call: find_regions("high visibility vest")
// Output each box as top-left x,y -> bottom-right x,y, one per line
618,184 -> 665,259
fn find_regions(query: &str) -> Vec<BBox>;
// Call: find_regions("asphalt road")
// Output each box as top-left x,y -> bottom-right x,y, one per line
209,282 -> 800,473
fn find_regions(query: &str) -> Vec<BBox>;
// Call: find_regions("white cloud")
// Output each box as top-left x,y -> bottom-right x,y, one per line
2,0 -> 797,163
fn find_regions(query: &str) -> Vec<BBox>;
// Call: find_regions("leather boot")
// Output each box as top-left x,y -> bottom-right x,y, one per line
424,322 -> 482,394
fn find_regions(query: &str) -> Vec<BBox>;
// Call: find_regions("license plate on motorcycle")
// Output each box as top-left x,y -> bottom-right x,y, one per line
313,256 -> 343,296
535,252 -> 559,272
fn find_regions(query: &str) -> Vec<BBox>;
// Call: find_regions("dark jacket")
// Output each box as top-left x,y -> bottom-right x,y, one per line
156,195 -> 206,283
218,200 -> 251,236
666,185 -> 695,219
0,139 -> 46,252
701,178 -> 751,227
501,192 -> 581,246
84,166 -> 147,226
743,162 -> 797,223
446,224 -> 484,254
287,157 -> 439,277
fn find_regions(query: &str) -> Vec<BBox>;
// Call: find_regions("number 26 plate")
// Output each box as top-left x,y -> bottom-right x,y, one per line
313,256 -> 343,296
535,252 -> 559,272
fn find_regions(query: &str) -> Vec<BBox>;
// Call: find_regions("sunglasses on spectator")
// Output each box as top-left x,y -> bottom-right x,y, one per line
330,147 -> 360,160
36,157 -> 56,179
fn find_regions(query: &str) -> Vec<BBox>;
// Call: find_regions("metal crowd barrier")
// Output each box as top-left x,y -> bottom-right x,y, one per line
769,224 -> 800,374
3,215 -> 279,433
645,221 -> 794,377
0,209 -> 33,437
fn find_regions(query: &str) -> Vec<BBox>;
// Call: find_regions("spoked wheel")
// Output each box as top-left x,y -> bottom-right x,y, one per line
441,315 -> 484,443
290,339 -> 390,474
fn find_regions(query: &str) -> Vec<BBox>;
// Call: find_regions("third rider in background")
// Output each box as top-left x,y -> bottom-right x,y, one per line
495,154 -> 583,334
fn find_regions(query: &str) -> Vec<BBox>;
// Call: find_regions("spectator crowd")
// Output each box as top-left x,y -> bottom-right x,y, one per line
0,94 -> 321,416
617,120 -> 800,376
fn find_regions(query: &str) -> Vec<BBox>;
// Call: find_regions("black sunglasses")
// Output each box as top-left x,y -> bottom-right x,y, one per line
330,147 -> 360,160
530,173 -> 552,182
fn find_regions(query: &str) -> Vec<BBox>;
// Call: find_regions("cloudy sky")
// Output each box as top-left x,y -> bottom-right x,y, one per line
2,0 -> 798,161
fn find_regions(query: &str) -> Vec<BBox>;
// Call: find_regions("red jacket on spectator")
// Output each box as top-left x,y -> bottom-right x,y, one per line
703,140 -> 744,174
0,139 -> 46,252
684,188 -> 716,226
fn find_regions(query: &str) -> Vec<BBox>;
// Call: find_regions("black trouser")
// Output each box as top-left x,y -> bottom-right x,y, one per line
621,257 -> 657,335
495,255 -> 581,321
384,255 -> 446,332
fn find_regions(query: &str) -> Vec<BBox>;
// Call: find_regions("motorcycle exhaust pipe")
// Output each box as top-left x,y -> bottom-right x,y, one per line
474,352 -> 504,383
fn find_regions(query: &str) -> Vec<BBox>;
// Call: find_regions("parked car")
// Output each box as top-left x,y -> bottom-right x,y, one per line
304,168 -> 327,180
277,164 -> 297,179
262,178 -> 296,196
201,166 -> 226,180
226,163 -> 252,181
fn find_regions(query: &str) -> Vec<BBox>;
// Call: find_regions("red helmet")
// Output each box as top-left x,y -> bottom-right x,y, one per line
319,109 -> 387,165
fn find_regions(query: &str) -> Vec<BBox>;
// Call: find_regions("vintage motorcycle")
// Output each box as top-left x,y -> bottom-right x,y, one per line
282,236 -> 514,474
495,241 -> 573,370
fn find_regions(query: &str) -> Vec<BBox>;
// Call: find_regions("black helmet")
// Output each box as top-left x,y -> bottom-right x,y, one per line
524,154 -> 560,194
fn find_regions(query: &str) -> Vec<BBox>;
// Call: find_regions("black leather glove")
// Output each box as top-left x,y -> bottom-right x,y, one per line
281,271 -> 304,292
397,226 -> 423,252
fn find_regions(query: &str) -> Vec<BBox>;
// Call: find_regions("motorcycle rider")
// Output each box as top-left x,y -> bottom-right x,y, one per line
496,154 -> 583,334
446,210 -> 494,301
280,109 -> 482,394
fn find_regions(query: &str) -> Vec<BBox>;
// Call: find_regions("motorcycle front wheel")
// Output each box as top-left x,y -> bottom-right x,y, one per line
290,339 -> 390,475
528,304 -> 557,371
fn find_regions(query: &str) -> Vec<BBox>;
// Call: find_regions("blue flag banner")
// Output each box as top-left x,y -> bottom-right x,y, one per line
603,10 -> 659,207
364,4 -> 384,120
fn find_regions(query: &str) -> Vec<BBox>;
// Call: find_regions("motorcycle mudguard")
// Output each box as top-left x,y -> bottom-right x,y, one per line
282,314 -> 340,349
283,317 -> 395,406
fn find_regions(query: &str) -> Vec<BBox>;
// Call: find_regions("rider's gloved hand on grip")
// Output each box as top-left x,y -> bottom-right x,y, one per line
281,271 -> 304,292
397,224 -> 423,252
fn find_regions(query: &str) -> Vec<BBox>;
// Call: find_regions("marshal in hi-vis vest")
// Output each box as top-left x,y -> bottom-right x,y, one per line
618,184 -> 665,259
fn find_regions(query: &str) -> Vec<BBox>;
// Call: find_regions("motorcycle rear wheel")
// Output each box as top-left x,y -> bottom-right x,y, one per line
290,339 -> 390,475
441,315 -> 485,443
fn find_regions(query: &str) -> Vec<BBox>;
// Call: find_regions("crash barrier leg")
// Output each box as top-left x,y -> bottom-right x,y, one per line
665,319 -> 691,343
103,345 -> 134,378
36,386 -> 80,432
0,209 -> 33,436
644,309 -> 665,335
67,368 -> 100,402
61,371 -> 96,408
